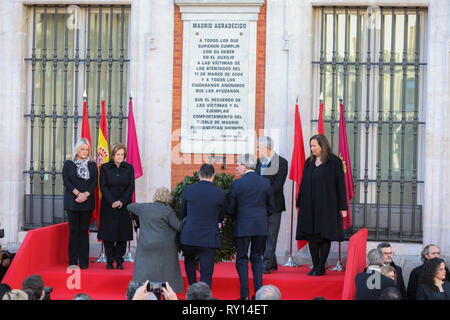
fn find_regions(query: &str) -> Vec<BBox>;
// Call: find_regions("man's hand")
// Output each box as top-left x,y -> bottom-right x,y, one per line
340,210 -> 347,218
132,280 -> 153,300
2,258 -> 11,268
162,282 -> 178,300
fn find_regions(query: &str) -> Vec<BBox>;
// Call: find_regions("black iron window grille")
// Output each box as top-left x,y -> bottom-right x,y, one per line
23,5 -> 131,230
312,7 -> 427,242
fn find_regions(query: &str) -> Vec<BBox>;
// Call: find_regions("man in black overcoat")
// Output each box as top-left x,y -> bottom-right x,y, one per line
180,164 -> 227,288
255,136 -> 288,274
227,154 -> 275,300
406,244 -> 450,300
376,242 -> 407,299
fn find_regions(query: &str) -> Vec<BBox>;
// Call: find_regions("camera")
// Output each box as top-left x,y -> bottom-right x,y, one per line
146,281 -> 166,294
0,229 -> 4,238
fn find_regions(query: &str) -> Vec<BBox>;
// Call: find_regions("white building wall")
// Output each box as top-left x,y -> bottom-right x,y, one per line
0,1 -> 448,283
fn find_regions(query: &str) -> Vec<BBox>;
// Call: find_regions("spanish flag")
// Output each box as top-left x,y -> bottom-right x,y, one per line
90,100 -> 109,226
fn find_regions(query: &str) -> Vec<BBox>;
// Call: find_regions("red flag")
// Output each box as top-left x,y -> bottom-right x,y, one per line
338,100 -> 354,230
126,96 -> 143,202
289,103 -> 308,251
91,100 -> 109,226
81,99 -> 92,156
318,101 -> 325,135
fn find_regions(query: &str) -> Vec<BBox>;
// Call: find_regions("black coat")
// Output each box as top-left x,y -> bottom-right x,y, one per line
97,160 -> 135,242
416,282 -> 450,300
62,160 -> 98,212
355,269 -> 396,300
180,180 -> 227,248
390,261 -> 407,299
295,154 -> 347,242
227,171 -> 275,237
256,153 -> 288,213
407,263 -> 450,300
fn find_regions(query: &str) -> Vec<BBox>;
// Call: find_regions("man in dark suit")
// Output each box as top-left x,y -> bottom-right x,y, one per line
227,154 -> 275,300
355,249 -> 395,300
256,136 -> 288,274
406,244 -> 450,300
180,164 -> 227,288
377,242 -> 407,299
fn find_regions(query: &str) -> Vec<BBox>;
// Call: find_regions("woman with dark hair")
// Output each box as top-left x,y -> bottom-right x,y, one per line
416,258 -> 450,300
295,134 -> 348,276
97,143 -> 135,270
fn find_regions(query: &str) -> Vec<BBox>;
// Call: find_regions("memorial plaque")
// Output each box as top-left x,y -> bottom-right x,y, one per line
180,17 -> 257,154
188,21 -> 248,141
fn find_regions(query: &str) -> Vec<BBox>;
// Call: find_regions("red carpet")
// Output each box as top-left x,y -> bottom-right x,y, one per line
36,261 -> 345,300
2,223 -> 367,300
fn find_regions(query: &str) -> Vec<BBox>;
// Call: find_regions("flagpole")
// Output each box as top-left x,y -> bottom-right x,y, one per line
283,180 -> 299,267
329,95 -> 346,272
124,93 -> 135,263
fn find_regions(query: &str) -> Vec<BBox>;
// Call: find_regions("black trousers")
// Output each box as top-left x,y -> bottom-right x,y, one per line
67,210 -> 92,267
263,212 -> 282,270
103,241 -> 127,265
181,245 -> 216,288
235,236 -> 266,299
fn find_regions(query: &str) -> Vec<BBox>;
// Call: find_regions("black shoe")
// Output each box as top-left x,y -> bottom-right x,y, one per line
116,264 -> 124,270
79,265 -> 89,269
315,267 -> 326,276
271,265 -> 278,271
106,264 -> 114,269
307,269 -> 316,276
263,268 -> 271,274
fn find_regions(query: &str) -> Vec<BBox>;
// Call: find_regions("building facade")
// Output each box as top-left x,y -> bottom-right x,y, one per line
0,0 -> 449,277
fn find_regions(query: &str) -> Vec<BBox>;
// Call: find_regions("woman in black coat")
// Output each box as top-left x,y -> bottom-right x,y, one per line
296,134 -> 348,276
416,258 -> 450,300
62,138 -> 98,269
97,143 -> 135,269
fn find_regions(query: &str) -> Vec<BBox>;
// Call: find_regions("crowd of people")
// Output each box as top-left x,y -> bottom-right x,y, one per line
1,134 -> 448,300
355,243 -> 450,300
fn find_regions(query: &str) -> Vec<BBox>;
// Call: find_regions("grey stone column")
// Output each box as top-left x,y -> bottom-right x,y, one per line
0,0 -> 27,247
423,0 -> 450,256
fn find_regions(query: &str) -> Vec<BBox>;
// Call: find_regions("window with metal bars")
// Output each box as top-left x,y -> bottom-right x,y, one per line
312,6 -> 427,242
23,5 -> 131,230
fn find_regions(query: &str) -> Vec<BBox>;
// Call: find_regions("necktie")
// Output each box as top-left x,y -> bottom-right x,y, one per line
261,160 -> 268,175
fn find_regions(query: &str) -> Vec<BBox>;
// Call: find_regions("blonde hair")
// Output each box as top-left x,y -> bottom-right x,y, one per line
72,138 -> 92,161
152,187 -> 172,205
2,289 -> 29,300
380,265 -> 397,284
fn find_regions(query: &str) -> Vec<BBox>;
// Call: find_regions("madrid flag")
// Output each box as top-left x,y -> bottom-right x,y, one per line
338,100 -> 354,230
126,96 -> 143,203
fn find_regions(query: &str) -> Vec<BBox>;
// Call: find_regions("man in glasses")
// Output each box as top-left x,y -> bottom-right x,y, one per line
377,242 -> 406,299
406,244 -> 450,300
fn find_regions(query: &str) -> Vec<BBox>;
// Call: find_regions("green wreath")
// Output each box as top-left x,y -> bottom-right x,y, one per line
170,171 -> 237,263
